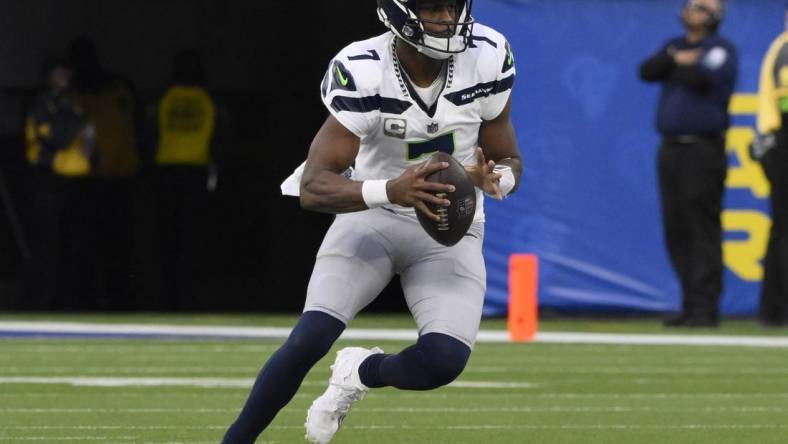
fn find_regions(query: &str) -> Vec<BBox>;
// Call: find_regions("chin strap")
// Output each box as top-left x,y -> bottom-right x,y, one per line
417,45 -> 454,61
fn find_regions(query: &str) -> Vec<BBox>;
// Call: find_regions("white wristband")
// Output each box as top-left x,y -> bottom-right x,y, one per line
490,165 -> 515,198
361,180 -> 391,208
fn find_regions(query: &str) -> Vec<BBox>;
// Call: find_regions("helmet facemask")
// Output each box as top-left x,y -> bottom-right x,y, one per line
378,0 -> 475,60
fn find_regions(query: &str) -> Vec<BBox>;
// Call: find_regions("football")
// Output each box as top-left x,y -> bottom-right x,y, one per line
416,151 -> 477,247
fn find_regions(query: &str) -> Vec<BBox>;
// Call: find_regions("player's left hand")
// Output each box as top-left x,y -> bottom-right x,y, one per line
464,147 -> 503,200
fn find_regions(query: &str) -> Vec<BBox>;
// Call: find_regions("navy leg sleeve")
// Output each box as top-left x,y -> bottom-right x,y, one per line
358,332 -> 470,390
221,311 -> 345,444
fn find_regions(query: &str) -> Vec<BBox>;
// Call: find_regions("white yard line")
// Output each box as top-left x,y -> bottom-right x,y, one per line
3,390 -> 788,400
0,376 -> 254,388
4,406 -> 787,413
0,376 -> 534,389
533,331 -> 788,347
437,424 -> 788,430
2,424 -> 785,431
11,364 -> 788,375
1,408 -> 227,413
0,437 -> 139,441
1,321 -> 787,347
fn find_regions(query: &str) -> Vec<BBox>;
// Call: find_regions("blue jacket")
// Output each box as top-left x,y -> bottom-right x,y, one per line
639,33 -> 738,137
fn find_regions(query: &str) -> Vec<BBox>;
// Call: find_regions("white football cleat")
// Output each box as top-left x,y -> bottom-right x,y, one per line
305,346 -> 384,444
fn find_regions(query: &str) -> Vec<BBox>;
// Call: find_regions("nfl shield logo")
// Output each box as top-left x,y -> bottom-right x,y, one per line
427,122 -> 439,134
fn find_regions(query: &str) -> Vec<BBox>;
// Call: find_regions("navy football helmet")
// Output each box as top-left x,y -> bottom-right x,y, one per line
377,0 -> 474,60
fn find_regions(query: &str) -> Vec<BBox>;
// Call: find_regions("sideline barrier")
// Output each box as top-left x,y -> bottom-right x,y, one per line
479,0 -> 783,316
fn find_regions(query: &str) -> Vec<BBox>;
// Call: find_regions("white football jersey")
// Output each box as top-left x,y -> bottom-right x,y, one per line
291,24 -> 515,222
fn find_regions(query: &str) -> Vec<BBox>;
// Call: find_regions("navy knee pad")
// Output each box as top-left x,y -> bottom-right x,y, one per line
416,333 -> 471,388
360,332 -> 470,390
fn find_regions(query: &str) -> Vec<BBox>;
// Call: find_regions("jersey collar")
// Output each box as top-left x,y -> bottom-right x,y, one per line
391,38 -> 455,119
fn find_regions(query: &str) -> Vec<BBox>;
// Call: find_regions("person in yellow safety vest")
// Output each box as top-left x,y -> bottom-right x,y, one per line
25,59 -> 94,178
69,36 -> 139,179
751,2 -> 788,327
156,51 -> 217,173
24,58 -> 98,310
147,49 -> 228,309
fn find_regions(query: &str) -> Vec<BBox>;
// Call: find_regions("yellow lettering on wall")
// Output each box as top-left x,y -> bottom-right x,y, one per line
722,210 -> 770,281
719,94 -> 772,281
725,127 -> 770,198
729,95 -> 758,115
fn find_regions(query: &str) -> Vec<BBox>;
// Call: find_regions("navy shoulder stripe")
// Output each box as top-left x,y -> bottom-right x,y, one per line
320,70 -> 329,98
494,74 -> 515,94
469,35 -> 498,49
443,74 -> 515,107
330,95 -> 412,115
348,50 -> 381,61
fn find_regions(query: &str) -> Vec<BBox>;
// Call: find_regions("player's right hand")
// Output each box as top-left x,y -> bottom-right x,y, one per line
386,161 -> 455,221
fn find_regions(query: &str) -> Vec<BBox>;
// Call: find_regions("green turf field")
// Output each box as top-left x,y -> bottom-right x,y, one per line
1,315 -> 787,443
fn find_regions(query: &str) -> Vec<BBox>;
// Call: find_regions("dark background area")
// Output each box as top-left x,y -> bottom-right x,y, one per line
0,0 -> 409,312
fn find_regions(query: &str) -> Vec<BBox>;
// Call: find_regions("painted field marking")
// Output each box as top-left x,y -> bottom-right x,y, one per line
0,426 -> 225,430
383,391 -> 788,400
3,406 -> 788,414
7,364 -> 785,377
1,321 -> 787,347
1,408 -> 227,413
5,390 -> 788,402
4,424 -> 785,431
0,437 -> 139,441
0,376 -> 535,389
0,344 -> 278,353
0,406 -> 788,415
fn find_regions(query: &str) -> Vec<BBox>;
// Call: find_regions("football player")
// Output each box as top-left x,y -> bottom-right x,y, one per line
221,0 -> 522,442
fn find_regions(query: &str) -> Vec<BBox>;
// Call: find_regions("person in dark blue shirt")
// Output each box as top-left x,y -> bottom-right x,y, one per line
639,0 -> 738,327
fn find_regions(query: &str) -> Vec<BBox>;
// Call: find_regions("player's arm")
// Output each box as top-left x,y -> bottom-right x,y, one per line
300,115 -> 452,220
467,96 -> 523,199
300,115 -> 365,213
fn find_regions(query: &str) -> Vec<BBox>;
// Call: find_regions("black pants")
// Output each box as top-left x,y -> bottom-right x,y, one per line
760,145 -> 788,323
658,137 -> 727,317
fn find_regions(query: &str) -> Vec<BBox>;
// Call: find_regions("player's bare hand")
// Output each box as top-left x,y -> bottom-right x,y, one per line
386,160 -> 454,221
464,147 -> 503,200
